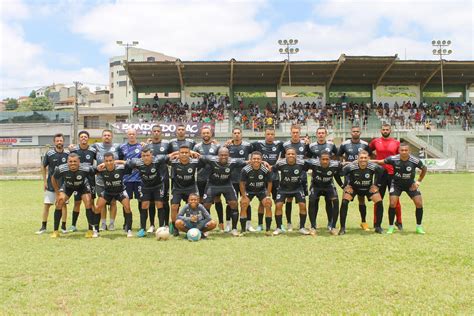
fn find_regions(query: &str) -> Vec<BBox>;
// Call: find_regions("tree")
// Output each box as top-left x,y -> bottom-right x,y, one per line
29,90 -> 36,98
30,96 -> 53,111
5,98 -> 18,111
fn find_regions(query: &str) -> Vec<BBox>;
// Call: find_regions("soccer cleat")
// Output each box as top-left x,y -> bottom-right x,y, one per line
92,230 -> 100,238
256,225 -> 263,232
360,222 -> 370,231
309,228 -> 317,236
201,232 -> 209,239
36,227 -> 47,235
61,228 -> 68,234
108,223 -> 115,231
100,222 -> 107,231
247,225 -> 257,233
273,228 -> 283,236
280,225 -> 287,233
327,225 -> 332,231
387,226 -> 395,234
147,225 -> 155,233
374,227 -> 384,234
231,229 -> 241,237
127,230 -> 133,238
416,226 -> 426,234
299,227 -> 310,235
224,222 -> 231,233
330,228 -> 339,236
51,231 -> 60,238
68,225 -> 78,232
265,231 -> 273,236
85,230 -> 93,238
136,229 -> 146,238
338,228 -> 346,236
173,227 -> 180,237
218,223 -> 224,231
287,223 -> 293,232
169,224 -> 175,234
395,221 -> 404,231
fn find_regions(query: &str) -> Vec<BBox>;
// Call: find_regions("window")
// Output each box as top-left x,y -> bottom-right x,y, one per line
118,70 -> 127,76
110,72 -> 114,78
109,60 -> 121,67
110,93 -> 114,99
84,116 -> 100,129
118,81 -> 127,87
116,115 -> 128,123
111,83 -> 114,88
147,57 -> 155,62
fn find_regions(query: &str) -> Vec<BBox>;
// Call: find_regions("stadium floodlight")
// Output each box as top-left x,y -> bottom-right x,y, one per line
432,39 -> 452,94
278,38 -> 300,86
116,40 -> 140,97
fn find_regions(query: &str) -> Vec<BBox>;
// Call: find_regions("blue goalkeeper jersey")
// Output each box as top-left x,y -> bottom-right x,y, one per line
120,142 -> 142,183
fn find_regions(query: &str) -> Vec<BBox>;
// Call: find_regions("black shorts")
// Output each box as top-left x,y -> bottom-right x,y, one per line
140,185 -> 164,202
246,190 -> 268,201
379,170 -> 393,198
101,190 -> 129,203
162,177 -> 170,201
389,182 -> 421,198
203,185 -> 237,204
232,183 -> 240,198
62,185 -> 90,199
74,185 -> 95,202
309,185 -> 338,200
197,181 -> 207,198
125,182 -> 142,200
271,179 -> 279,201
301,172 -> 308,196
275,188 -> 306,203
171,186 -> 199,205
345,188 -> 377,201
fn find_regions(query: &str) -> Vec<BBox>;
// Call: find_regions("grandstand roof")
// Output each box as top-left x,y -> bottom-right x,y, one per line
125,55 -> 474,90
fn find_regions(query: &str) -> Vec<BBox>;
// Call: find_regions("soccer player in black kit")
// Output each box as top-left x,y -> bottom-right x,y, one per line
148,125 -> 172,229
96,152 -> 134,238
250,127 -> 284,231
338,126 -> 372,231
169,145 -> 203,236
51,153 -> 95,238
68,130 -> 96,232
305,152 -> 344,236
282,125 -> 309,232
373,143 -> 427,234
225,127 -> 253,232
307,126 -> 338,230
273,148 -> 310,236
239,151 -> 273,234
340,150 -> 385,235
169,124 -> 196,152
200,147 -> 247,237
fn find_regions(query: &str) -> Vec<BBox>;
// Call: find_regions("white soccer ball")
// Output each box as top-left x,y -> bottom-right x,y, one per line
155,227 -> 170,241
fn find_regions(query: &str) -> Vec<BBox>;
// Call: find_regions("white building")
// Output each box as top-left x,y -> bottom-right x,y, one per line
109,47 -> 177,107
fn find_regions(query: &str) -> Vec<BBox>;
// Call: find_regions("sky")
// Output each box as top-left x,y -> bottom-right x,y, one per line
0,0 -> 472,98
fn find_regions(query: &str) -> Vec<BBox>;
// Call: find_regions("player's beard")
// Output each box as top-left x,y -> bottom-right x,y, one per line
382,132 -> 391,138
55,144 -> 63,151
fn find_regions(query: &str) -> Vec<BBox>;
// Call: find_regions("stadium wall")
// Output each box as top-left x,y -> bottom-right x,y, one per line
279,85 -> 326,105
373,85 -> 420,105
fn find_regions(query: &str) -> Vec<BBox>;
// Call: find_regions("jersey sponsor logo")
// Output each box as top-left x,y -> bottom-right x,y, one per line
160,147 -> 165,152
294,169 -> 300,175
239,150 -> 244,155
365,173 -> 370,178
151,168 -> 156,173
114,173 -> 120,179
272,147 -> 276,151
209,148 -> 214,153
62,157 -> 66,162
225,168 -> 230,173
135,148 -> 140,153
188,168 -> 193,173
327,171 -> 332,175
77,175 -> 82,180
86,154 -> 91,159
110,148 -> 115,152
299,147 -> 303,152
406,166 -> 412,171
258,175 -> 264,179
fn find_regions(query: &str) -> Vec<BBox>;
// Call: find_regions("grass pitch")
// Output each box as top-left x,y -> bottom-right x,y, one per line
0,173 -> 473,314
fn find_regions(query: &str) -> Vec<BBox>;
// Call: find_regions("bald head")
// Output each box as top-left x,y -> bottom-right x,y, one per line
127,128 -> 137,144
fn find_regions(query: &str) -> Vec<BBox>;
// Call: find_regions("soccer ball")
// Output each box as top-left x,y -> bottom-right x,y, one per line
155,227 -> 170,241
187,228 -> 201,242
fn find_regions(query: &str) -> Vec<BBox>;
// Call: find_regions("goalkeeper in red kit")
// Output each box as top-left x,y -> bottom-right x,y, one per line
369,124 -> 403,230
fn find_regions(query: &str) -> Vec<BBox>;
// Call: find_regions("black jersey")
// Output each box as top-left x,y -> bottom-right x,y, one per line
338,139 -> 371,162
227,141 -> 252,183
53,163 -> 95,190
42,149 -> 69,191
384,155 -> 424,186
273,159 -> 307,192
193,141 -> 220,182
342,161 -> 384,191
305,159 -> 343,187
251,140 -> 284,181
69,145 -> 96,165
149,139 -> 172,180
169,138 -> 196,152
126,156 -> 168,188
91,142 -> 122,164
200,156 -> 246,186
282,140 -> 307,159
170,158 -> 204,190
240,164 -> 272,193
308,141 -> 338,159
99,165 -> 130,194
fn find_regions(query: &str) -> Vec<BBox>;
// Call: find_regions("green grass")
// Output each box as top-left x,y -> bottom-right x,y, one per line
1,174 -> 473,314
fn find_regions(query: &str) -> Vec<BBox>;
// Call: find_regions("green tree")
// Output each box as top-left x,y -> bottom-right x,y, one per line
29,90 -> 36,98
5,98 -> 18,111
30,96 -> 53,111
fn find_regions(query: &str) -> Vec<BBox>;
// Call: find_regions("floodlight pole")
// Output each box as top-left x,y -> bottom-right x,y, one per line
116,41 -> 139,98
432,40 -> 452,94
278,39 -> 299,86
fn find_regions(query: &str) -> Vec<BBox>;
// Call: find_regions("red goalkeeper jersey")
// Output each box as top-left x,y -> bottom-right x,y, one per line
369,137 -> 400,174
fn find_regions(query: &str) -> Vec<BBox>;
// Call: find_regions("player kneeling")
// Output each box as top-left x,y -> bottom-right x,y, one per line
373,143 -> 427,234
175,194 -> 216,239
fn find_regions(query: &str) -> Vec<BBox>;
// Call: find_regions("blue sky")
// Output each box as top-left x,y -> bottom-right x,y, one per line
1,0 -> 472,98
